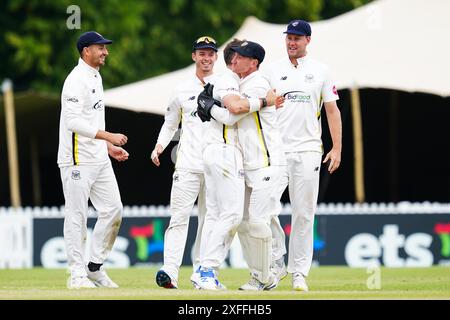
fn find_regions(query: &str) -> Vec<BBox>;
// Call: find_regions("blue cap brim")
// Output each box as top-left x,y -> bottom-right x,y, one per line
93,39 -> 113,45
284,30 -> 309,36
193,44 -> 217,52
231,47 -> 252,58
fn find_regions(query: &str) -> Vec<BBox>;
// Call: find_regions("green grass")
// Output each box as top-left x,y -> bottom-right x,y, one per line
0,266 -> 449,300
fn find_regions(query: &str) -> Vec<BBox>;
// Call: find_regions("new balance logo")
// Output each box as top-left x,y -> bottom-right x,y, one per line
280,76 -> 288,80
314,167 -> 319,171
188,96 -> 196,101
263,176 -> 270,181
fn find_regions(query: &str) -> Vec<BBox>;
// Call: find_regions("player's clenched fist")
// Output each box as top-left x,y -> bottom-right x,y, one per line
151,144 -> 164,167
109,133 -> 128,146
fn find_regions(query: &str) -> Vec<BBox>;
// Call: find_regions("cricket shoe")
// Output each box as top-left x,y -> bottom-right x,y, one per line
67,276 -> 96,289
240,275 -> 275,291
292,273 -> 309,292
87,266 -> 119,288
266,258 -> 288,290
156,269 -> 178,289
198,267 -> 223,290
190,267 -> 201,290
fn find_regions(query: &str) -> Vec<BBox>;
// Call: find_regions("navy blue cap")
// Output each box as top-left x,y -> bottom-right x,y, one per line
231,41 -> 265,64
193,36 -> 218,52
284,20 -> 312,36
77,31 -> 112,53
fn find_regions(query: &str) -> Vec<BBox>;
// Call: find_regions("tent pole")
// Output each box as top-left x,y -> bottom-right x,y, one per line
2,79 -> 21,207
30,136 -> 42,206
350,87 -> 365,203
389,91 -> 399,202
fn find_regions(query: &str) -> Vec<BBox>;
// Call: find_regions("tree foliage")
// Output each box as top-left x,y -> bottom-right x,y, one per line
0,0 -> 371,93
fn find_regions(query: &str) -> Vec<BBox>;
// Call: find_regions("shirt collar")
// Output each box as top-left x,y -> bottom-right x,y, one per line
239,70 -> 259,86
78,58 -> 100,76
287,54 -> 307,68
199,73 -> 213,86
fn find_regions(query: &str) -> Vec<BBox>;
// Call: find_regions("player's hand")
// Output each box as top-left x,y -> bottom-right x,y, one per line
265,89 -> 278,106
109,133 -> 128,146
323,148 -> 341,174
275,95 -> 285,109
151,144 -> 163,167
108,146 -> 129,162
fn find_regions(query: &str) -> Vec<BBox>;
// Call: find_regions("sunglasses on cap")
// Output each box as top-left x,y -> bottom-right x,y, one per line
195,36 -> 216,44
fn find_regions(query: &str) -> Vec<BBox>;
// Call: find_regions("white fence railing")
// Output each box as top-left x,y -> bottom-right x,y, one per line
1,201 -> 449,217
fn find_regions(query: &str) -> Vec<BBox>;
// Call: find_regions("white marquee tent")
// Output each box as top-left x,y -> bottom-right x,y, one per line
104,0 -> 450,115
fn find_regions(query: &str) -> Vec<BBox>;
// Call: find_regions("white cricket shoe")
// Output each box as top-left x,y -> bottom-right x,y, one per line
67,276 -> 96,289
87,266 -> 119,288
240,274 -> 275,291
267,258 -> 288,290
292,273 -> 309,292
190,267 -> 201,290
198,267 -> 222,291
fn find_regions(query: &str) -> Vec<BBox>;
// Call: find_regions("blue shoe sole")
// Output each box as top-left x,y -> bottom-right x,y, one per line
156,270 -> 177,289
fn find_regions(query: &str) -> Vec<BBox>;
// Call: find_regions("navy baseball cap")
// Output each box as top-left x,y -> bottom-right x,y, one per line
284,20 -> 312,36
77,31 -> 113,53
193,36 -> 218,52
231,41 -> 265,64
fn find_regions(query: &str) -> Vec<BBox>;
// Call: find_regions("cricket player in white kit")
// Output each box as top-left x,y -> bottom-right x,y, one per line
265,20 -> 342,291
195,40 -> 277,290
196,40 -> 282,290
152,36 -> 219,289
58,31 -> 129,289
205,41 -> 286,291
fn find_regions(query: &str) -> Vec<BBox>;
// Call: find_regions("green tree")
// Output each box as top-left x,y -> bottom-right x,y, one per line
0,0 -> 371,93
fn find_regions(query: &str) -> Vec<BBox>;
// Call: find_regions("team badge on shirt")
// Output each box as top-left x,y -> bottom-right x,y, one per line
305,74 -> 314,83
71,170 -> 81,180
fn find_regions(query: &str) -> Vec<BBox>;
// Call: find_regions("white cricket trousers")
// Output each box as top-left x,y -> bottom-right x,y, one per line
201,143 -> 245,269
60,162 -> 123,277
276,151 -> 322,277
243,166 -> 284,224
161,170 -> 206,281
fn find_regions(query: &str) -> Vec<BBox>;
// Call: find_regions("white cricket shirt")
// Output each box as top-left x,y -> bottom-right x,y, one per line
57,58 -> 109,167
211,71 -> 286,171
202,70 -> 241,150
156,74 -> 207,173
264,55 -> 339,153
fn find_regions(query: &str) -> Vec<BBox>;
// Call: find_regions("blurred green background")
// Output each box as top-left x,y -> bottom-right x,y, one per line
0,0 -> 371,93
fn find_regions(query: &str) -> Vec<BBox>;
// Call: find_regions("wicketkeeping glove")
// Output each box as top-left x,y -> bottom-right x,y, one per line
197,83 -> 222,122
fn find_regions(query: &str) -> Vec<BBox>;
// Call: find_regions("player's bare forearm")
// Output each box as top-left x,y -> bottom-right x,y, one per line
223,95 -> 249,114
324,101 -> 342,173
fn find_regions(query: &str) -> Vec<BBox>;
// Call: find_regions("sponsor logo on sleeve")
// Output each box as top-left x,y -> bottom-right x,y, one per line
92,100 -> 104,110
332,85 -> 338,96
66,97 -> 79,103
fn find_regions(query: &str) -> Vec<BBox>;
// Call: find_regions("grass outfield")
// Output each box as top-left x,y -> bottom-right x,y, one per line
0,266 -> 449,300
